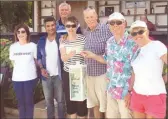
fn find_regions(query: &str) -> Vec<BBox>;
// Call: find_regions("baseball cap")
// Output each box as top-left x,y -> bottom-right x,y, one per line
129,20 -> 147,31
108,12 -> 125,21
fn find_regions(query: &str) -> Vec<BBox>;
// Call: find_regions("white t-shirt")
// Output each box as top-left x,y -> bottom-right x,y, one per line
9,42 -> 37,81
131,41 -> 167,95
45,39 -> 58,76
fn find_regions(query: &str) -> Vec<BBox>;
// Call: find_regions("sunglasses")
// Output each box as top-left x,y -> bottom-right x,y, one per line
17,30 -> 26,34
109,20 -> 123,26
131,30 -> 145,37
65,24 -> 76,28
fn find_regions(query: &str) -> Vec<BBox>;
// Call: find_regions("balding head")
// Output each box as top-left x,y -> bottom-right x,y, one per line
59,2 -> 71,19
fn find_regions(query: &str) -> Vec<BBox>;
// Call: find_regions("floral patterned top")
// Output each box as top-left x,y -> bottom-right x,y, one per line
104,35 -> 140,99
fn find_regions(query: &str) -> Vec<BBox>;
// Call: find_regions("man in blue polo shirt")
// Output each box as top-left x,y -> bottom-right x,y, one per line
56,2 -> 82,40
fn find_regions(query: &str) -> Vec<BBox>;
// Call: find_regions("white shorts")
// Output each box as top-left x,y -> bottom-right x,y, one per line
86,74 -> 107,112
106,92 -> 132,118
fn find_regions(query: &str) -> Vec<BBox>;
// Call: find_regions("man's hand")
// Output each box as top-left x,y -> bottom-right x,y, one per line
80,51 -> 96,59
124,93 -> 131,108
41,68 -> 49,78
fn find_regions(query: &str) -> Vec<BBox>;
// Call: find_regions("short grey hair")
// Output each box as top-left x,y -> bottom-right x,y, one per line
83,6 -> 97,15
59,2 -> 71,11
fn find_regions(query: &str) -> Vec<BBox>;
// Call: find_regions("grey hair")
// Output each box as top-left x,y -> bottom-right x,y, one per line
83,6 -> 96,14
59,2 -> 71,11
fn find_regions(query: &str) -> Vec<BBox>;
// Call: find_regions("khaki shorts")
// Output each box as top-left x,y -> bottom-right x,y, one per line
106,92 -> 132,118
86,74 -> 107,112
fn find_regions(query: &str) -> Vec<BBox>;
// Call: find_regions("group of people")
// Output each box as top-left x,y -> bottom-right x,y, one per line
9,2 -> 167,119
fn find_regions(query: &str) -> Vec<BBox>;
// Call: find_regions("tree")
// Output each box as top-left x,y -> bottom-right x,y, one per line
0,1 -> 33,32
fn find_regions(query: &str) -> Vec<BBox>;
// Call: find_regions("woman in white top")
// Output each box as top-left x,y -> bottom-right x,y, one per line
129,20 -> 167,119
59,16 -> 87,118
9,24 -> 38,119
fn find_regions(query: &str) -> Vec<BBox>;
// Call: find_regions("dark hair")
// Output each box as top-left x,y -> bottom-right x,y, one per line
62,16 -> 78,40
44,16 -> 56,24
14,24 -> 30,42
66,16 -> 78,26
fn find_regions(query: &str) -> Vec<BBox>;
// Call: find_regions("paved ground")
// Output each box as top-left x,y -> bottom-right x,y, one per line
5,114 -> 18,119
4,100 -> 94,119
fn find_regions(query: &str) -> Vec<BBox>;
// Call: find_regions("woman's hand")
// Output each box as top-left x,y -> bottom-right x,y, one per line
41,68 -> 49,78
68,50 -> 76,58
163,74 -> 167,84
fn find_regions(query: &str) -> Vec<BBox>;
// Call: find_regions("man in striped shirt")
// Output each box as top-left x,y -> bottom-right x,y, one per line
83,7 -> 113,118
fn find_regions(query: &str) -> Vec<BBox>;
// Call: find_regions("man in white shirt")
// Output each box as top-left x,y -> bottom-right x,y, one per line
37,16 -> 64,119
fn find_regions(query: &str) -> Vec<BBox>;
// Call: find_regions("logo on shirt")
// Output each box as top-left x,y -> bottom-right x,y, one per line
14,52 -> 31,56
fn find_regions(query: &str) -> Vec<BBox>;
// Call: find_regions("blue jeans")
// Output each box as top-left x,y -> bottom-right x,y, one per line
42,75 -> 65,119
13,78 -> 38,119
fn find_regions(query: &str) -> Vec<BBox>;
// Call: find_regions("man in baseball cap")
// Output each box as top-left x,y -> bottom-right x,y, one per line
81,12 -> 140,118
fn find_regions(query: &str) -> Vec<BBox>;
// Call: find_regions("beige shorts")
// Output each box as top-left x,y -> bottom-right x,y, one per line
106,92 -> 132,118
86,74 -> 107,112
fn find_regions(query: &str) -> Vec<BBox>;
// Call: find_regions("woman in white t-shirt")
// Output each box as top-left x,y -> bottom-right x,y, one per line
129,20 -> 167,119
9,24 -> 38,119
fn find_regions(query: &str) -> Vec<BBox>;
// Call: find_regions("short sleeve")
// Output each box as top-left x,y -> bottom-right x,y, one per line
33,43 -> 37,59
9,45 -> 14,60
155,41 -> 167,58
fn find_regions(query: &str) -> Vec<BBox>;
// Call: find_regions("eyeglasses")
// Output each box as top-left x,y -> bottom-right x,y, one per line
65,24 -> 76,28
17,30 -> 26,34
131,30 -> 145,37
109,20 -> 123,26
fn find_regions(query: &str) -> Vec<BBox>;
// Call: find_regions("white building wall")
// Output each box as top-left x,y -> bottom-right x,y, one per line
36,1 -> 167,32
40,1 -> 56,32
92,1 -> 167,31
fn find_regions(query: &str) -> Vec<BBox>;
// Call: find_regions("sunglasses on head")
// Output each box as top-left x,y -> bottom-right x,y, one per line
17,30 -> 26,34
109,20 -> 123,26
65,24 -> 76,28
131,30 -> 145,37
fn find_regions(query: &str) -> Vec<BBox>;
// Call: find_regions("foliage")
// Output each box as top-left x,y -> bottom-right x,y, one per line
4,79 -> 44,108
0,1 -> 33,32
0,38 -> 13,68
163,63 -> 167,75
34,80 -> 45,103
4,82 -> 17,108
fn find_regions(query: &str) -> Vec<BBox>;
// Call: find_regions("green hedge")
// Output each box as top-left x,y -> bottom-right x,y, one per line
4,79 -> 44,108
